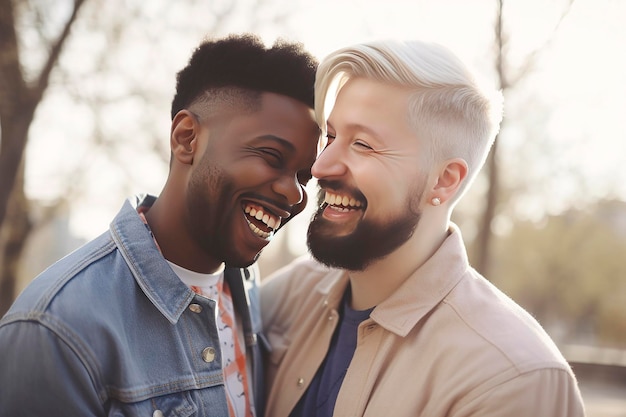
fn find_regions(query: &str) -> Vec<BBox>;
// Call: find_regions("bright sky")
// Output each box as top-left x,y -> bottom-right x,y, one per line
23,0 -> 626,245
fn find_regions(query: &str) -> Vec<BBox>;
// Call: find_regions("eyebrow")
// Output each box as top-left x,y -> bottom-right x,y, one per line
254,135 -> 297,152
326,121 -> 383,139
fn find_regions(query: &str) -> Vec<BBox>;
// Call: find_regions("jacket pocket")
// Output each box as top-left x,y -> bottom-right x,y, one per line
109,391 -> 197,417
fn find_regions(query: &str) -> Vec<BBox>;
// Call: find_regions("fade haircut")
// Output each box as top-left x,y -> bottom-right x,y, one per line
315,40 -> 503,204
171,33 -> 318,119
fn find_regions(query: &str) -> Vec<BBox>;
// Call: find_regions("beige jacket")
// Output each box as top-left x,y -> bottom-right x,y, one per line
261,226 -> 585,417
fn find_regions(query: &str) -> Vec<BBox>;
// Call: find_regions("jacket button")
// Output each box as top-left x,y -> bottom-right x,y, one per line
202,347 -> 216,363
153,410 -> 164,417
189,303 -> 202,313
297,377 -> 305,387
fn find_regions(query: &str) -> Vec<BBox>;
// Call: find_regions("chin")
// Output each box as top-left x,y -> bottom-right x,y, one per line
307,207 -> 420,271
224,250 -> 262,269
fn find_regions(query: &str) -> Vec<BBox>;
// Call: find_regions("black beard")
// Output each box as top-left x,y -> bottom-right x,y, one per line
187,161 -> 257,268
306,203 -> 420,271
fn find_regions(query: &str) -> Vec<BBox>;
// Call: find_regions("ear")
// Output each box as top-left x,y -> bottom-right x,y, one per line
430,158 -> 468,205
170,110 -> 201,165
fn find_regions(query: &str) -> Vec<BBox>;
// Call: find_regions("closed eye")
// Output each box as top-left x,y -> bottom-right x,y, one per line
354,140 -> 373,150
258,148 -> 283,165
318,133 -> 335,154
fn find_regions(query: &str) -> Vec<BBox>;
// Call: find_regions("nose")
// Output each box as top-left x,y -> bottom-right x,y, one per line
272,173 -> 304,206
311,143 -> 346,179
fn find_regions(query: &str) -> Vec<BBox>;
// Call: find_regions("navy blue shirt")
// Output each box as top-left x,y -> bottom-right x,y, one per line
290,291 -> 374,417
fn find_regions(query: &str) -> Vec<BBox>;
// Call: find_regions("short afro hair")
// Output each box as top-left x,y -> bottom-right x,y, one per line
171,33 -> 318,119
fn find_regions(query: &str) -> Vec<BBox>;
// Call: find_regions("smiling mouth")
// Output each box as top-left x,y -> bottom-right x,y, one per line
243,202 -> 282,240
322,191 -> 364,212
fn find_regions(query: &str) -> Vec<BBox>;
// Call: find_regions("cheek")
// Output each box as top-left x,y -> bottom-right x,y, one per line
230,161 -> 274,186
355,164 -> 404,196
357,166 -> 416,215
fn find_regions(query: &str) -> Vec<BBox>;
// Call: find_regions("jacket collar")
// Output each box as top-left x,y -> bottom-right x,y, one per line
369,224 -> 469,337
320,268 -> 351,308
109,197 -> 197,324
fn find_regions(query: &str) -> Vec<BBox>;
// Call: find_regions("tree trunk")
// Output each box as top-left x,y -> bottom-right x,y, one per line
0,0 -> 31,230
0,0 -> 87,313
0,166 -> 31,316
0,0 -> 35,313
473,0 -> 507,277
474,137 -> 499,276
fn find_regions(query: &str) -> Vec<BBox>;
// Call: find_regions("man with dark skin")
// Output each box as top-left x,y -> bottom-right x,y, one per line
0,33 -> 319,417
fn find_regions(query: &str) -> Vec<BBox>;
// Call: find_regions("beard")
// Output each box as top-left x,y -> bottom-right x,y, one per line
307,190 -> 422,271
186,160 -> 258,268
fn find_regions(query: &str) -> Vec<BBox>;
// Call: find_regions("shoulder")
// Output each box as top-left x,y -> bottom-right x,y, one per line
397,269 -> 583,412
453,366 -> 584,416
260,255 -> 344,329
3,231 -> 117,320
261,255 -> 340,303
443,268 -> 571,373
0,232 -> 125,397
0,225 -> 152,351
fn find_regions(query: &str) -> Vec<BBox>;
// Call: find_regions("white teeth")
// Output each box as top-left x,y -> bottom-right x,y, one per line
248,222 -> 270,239
243,203 -> 282,234
324,192 -> 362,208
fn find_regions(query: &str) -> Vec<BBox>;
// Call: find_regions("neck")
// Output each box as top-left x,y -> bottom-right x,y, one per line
145,185 -> 223,274
347,212 -> 450,310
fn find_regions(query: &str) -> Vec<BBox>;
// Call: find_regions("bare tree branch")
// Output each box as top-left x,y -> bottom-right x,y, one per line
508,0 -> 576,85
0,0 -> 87,231
33,0 -> 87,102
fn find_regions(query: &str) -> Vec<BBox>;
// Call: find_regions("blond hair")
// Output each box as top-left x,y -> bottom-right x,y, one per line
315,40 -> 503,203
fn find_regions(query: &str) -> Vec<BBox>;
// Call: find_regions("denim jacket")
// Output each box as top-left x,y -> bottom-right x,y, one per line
0,196 -> 265,417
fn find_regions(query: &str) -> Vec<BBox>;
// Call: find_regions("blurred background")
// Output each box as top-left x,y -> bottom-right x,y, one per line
1,0 -> 625,414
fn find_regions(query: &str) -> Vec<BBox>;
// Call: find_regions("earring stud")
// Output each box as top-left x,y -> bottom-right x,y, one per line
431,197 -> 441,206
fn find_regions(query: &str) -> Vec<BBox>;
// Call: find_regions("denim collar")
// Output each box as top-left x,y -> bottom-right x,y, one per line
109,196 -> 196,324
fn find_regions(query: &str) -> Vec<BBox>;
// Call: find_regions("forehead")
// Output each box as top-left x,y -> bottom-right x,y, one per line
203,91 -> 318,139
239,92 -> 320,160
258,92 -> 319,142
329,78 -> 415,142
